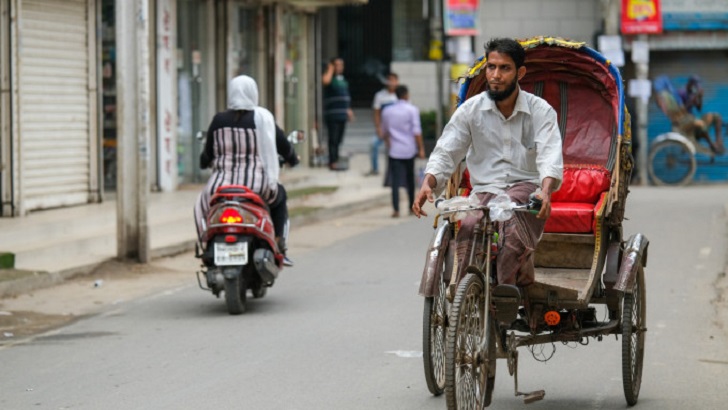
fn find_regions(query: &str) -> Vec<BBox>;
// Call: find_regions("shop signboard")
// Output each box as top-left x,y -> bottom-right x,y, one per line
157,0 -> 177,191
621,0 -> 663,34
444,0 -> 479,36
661,0 -> 728,31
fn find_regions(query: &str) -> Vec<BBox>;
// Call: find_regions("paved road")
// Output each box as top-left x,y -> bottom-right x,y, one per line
1,186 -> 727,409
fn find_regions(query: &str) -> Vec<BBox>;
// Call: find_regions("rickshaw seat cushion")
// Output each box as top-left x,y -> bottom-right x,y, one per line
545,202 -> 594,233
545,166 -> 611,234
550,166 -> 611,203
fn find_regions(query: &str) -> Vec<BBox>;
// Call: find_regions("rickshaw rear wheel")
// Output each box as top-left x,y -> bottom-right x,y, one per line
622,264 -> 646,406
648,139 -> 696,186
423,274 -> 448,396
445,273 -> 496,409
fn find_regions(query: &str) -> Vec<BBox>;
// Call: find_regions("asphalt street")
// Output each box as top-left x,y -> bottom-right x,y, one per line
1,186 -> 728,409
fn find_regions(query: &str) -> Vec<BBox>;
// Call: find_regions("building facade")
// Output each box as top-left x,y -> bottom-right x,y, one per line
0,0 -> 362,217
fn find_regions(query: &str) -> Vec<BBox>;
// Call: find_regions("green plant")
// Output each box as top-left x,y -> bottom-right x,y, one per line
420,108 -> 451,140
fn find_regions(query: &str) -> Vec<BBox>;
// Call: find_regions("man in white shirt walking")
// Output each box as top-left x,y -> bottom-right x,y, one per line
367,73 -> 399,176
412,38 -> 563,289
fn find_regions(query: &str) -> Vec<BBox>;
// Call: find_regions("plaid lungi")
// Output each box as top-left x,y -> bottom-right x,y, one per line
454,182 -> 545,286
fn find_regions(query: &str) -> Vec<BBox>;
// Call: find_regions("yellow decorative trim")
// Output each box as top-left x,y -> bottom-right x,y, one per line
468,58 -> 487,77
517,36 -> 585,49
465,36 -> 586,79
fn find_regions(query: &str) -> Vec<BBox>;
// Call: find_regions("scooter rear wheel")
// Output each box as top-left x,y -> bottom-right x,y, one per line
224,277 -> 247,315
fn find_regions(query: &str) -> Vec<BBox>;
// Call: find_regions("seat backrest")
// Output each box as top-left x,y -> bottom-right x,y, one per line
551,166 -> 611,204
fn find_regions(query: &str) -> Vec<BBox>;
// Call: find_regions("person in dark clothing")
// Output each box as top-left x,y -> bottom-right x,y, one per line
194,75 -> 298,265
322,58 -> 354,170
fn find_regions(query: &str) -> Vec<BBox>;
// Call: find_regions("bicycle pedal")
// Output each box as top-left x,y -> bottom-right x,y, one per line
521,390 -> 545,404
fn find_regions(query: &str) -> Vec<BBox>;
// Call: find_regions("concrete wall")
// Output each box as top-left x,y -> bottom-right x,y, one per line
390,61 -> 455,112
391,1 -> 603,113
477,0 -> 601,48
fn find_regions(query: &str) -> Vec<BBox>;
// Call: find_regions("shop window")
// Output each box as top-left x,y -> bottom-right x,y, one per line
392,0 -> 429,61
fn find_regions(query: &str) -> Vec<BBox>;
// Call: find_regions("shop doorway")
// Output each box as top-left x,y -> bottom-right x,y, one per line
177,0 -> 215,184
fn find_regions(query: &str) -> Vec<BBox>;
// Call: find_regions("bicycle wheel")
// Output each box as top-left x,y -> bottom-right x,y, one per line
622,265 -> 646,406
423,275 -> 448,395
648,139 -> 696,186
445,273 -> 496,409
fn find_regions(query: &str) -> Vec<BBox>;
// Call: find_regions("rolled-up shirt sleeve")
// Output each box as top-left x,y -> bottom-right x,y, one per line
424,104 -> 472,196
533,106 -> 563,191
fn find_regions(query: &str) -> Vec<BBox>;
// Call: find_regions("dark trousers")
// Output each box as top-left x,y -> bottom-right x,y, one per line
269,183 -> 288,239
389,156 -> 415,213
326,119 -> 347,164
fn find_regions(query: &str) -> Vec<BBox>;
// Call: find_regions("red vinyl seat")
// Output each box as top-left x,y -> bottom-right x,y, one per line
545,166 -> 611,234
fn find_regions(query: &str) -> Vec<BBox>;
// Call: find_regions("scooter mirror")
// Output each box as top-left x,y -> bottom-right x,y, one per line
287,130 -> 305,145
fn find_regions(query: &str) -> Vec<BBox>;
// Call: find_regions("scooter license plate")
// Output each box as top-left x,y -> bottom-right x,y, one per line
214,242 -> 248,266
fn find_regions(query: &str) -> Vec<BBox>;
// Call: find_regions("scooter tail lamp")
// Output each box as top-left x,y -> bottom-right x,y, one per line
220,208 -> 243,224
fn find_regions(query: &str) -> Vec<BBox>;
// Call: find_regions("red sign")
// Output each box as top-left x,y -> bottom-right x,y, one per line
444,0 -> 479,36
621,0 -> 663,34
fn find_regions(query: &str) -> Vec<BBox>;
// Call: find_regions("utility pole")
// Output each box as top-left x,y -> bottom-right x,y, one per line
430,0 -> 444,137
634,34 -> 650,186
116,0 -> 151,262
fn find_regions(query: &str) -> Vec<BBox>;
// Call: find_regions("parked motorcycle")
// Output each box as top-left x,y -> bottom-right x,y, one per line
195,130 -> 303,314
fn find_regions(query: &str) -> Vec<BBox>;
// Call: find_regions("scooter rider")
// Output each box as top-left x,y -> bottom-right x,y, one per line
193,75 -> 298,266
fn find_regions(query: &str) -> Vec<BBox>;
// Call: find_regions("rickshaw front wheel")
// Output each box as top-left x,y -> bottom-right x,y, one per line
621,264 -> 646,406
423,274 -> 448,396
445,273 -> 496,409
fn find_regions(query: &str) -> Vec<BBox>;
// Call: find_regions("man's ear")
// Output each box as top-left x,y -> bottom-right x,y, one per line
517,66 -> 527,81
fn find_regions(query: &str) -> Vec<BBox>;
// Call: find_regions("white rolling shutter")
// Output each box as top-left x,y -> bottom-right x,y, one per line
18,0 -> 92,211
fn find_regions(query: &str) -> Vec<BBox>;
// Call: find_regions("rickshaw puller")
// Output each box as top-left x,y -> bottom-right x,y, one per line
412,38 -> 563,295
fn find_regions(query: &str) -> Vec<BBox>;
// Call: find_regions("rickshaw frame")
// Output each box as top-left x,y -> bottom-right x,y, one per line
419,37 -> 649,408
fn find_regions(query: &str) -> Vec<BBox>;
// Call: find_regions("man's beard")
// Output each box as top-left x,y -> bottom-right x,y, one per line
486,79 -> 518,102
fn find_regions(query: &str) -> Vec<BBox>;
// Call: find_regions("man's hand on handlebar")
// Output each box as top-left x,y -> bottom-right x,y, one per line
412,174 -> 436,218
535,193 -> 551,220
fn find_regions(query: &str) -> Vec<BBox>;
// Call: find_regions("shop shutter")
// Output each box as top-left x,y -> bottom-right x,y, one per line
18,0 -> 92,210
648,50 -> 728,183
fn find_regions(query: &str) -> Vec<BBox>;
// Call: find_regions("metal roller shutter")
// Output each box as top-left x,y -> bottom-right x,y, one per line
648,50 -> 728,183
18,0 -> 93,210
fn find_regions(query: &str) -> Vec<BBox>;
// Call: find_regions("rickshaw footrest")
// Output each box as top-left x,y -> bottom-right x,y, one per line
493,284 -> 521,323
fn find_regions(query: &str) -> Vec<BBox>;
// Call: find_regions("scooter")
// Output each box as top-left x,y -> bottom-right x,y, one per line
195,130 -> 303,314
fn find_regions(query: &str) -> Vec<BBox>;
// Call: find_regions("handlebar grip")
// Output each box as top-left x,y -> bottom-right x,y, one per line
527,193 -> 543,211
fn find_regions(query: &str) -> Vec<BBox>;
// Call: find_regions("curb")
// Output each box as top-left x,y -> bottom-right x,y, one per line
0,192 -> 390,299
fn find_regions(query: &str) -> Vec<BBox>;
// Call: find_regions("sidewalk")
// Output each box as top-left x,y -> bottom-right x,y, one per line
0,153 -> 392,298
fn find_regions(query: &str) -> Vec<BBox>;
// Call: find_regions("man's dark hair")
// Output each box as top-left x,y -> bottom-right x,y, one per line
395,85 -> 408,99
387,72 -> 399,80
484,38 -> 525,69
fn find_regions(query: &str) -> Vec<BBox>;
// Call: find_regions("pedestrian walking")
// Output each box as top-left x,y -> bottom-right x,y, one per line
381,85 -> 425,217
322,57 -> 354,171
367,72 -> 399,176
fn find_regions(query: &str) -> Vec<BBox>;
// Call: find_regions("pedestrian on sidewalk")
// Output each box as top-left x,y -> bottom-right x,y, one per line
322,58 -> 354,171
194,75 -> 298,266
367,72 -> 399,176
381,85 -> 425,218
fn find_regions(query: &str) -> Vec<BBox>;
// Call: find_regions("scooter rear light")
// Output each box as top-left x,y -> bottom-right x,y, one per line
220,208 -> 243,224
224,235 -> 237,243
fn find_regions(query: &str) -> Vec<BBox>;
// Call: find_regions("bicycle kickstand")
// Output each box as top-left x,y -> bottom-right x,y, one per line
512,352 -> 546,404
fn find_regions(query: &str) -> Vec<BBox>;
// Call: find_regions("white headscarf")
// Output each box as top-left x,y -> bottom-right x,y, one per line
227,75 -> 280,190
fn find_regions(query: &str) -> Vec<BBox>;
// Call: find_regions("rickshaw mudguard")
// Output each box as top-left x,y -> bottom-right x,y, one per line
418,220 -> 453,297
614,233 -> 649,294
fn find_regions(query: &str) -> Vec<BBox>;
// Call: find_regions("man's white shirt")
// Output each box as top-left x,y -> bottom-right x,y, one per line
425,88 -> 563,196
